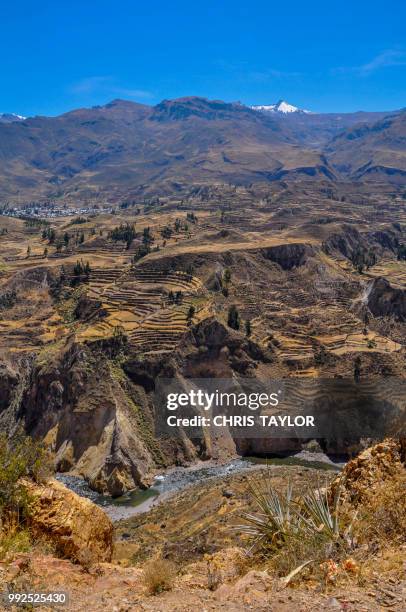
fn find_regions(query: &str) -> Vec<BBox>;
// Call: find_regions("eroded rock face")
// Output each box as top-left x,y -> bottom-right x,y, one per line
23,478 -> 113,562
261,243 -> 314,270
0,362 -> 19,413
323,225 -> 400,262
179,317 -> 272,366
19,341 -> 162,496
367,277 -> 406,321
324,226 -> 357,256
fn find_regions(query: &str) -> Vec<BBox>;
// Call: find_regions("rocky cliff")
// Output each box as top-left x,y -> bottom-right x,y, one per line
23,477 -> 113,562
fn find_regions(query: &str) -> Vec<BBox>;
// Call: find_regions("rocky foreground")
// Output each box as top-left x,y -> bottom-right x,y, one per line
0,439 -> 405,611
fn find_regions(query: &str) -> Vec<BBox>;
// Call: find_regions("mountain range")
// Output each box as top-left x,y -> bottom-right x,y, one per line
0,97 -> 404,203
0,112 -> 26,123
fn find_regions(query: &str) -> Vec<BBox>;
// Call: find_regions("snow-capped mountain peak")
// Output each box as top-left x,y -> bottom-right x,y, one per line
251,100 -> 311,115
0,113 -> 26,123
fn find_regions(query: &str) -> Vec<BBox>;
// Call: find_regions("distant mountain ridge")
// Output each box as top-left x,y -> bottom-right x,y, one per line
327,110 -> 406,182
0,96 -> 403,202
0,112 -> 26,123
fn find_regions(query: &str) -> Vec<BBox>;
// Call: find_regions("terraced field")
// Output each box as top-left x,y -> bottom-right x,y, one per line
0,185 -> 405,375
364,259 -> 406,288
80,266 -> 211,354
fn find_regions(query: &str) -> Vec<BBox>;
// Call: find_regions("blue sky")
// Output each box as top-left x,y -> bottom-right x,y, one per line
1,0 -> 405,116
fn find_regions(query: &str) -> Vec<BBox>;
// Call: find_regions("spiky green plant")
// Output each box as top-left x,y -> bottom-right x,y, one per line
238,475 -> 298,549
297,486 -> 341,540
237,473 -> 346,556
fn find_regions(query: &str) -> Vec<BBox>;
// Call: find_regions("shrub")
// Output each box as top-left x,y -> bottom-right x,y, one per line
0,527 -> 32,560
0,432 -> 53,524
109,222 -> 136,246
245,320 -> 252,337
355,472 -> 406,546
76,547 -> 95,573
206,555 -> 223,591
238,472 -> 350,576
227,305 -> 240,330
142,558 -> 176,595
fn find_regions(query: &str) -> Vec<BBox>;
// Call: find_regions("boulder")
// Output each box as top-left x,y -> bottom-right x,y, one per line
23,478 -> 113,562
329,438 -> 405,504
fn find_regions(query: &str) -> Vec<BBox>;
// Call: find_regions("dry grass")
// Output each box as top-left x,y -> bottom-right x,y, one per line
354,472 -> 406,547
76,547 -> 96,573
0,527 -> 32,560
142,558 -> 177,595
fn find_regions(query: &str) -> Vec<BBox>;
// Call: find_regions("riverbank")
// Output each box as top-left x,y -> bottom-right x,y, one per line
57,450 -> 343,522
113,461 -> 339,566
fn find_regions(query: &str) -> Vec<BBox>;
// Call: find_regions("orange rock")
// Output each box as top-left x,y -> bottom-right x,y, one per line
329,438 -> 405,505
22,478 -> 113,563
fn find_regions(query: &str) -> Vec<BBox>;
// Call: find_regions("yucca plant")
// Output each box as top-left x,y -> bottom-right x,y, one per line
297,485 -> 341,540
238,474 -> 299,549
237,473 -> 347,555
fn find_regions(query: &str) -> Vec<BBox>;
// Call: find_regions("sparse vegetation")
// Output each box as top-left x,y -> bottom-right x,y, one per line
76,547 -> 96,573
68,216 -> 89,225
238,474 -> 349,577
0,432 -> 53,537
109,222 -> 136,248
132,243 -> 150,262
0,289 -> 17,310
0,527 -> 32,560
355,472 -> 406,546
142,558 -> 176,594
396,244 -> 406,260
72,259 -> 91,284
245,319 -> 251,337
351,246 -> 377,273
187,305 -> 195,325
227,304 -> 240,330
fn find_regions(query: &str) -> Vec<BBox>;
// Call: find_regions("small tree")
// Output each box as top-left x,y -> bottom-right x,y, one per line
161,226 -> 173,239
187,305 -> 195,325
353,356 -> 361,383
245,320 -> 252,337
143,227 -> 153,245
227,305 -> 240,330
222,268 -> 232,296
